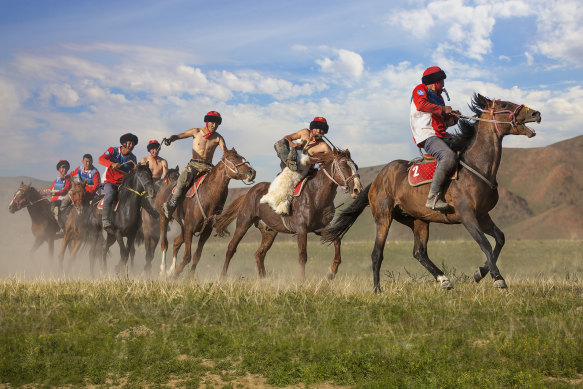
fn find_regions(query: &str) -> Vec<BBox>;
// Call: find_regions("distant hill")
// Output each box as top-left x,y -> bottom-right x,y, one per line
2,135 -> 582,240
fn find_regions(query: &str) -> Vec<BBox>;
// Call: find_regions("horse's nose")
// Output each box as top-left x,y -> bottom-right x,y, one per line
533,110 -> 542,123
248,168 -> 256,181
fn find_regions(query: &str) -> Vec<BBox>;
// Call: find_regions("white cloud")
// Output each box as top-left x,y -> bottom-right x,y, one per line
316,49 -> 364,79
524,52 -> 534,66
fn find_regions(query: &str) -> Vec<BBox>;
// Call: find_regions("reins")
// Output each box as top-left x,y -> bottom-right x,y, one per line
320,157 -> 359,193
452,100 -> 528,137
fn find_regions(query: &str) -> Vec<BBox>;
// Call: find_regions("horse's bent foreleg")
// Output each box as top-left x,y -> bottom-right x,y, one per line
473,214 -> 506,283
296,228 -> 308,281
255,228 -> 278,278
461,212 -> 506,288
411,219 -> 452,289
189,224 -> 213,277
327,238 -> 342,280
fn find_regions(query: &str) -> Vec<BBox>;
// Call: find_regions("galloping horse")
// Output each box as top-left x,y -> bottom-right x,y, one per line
58,181 -> 104,274
8,183 -> 60,259
95,164 -> 156,273
158,148 -> 256,278
324,94 -> 541,292
139,166 -> 180,274
214,148 -> 362,280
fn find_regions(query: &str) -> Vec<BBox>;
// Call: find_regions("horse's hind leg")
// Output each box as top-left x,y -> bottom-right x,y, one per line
102,233 -> 116,274
221,216 -> 254,278
370,198 -> 394,293
169,232 -> 185,277
29,237 -> 43,259
327,238 -> 342,280
255,228 -> 278,278
473,214 -> 505,284
411,219 -> 452,289
159,218 -> 170,277
58,234 -> 70,273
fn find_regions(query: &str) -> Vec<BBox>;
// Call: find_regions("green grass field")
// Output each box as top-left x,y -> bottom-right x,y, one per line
1,240 -> 582,388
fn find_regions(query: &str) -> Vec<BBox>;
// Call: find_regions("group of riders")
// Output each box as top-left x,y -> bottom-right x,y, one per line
44,66 -> 459,234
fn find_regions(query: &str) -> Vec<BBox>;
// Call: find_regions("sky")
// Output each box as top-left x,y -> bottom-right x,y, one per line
1,0 -> 582,183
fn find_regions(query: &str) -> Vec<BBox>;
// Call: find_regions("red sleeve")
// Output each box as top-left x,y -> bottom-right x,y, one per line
87,170 -> 101,195
98,147 -> 115,168
45,180 -> 56,192
53,178 -> 71,196
412,84 -> 444,116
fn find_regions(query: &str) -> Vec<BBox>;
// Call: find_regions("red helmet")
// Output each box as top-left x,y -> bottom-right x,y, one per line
147,140 -> 160,151
204,111 -> 222,125
422,66 -> 447,85
309,116 -> 329,134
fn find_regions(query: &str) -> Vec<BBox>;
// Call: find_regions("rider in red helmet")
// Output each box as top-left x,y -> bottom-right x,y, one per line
410,66 -> 460,212
140,140 -> 168,183
162,111 -> 229,219
44,160 -> 72,231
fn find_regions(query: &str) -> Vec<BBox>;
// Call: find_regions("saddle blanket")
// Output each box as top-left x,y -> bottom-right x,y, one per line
408,160 -> 458,187
97,197 -> 119,212
171,173 -> 207,198
294,176 -> 309,197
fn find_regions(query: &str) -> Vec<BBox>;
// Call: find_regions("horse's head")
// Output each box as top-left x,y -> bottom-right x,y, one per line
164,165 -> 180,184
475,94 -> 541,138
319,148 -> 362,198
8,183 -> 37,213
221,148 -> 256,184
70,181 -> 89,210
134,163 -> 156,198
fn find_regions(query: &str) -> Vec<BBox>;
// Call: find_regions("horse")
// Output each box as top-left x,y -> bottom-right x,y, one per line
158,148 -> 256,278
214,148 -> 362,280
323,94 -> 541,292
8,183 -> 60,259
95,164 -> 156,273
57,181 -> 104,274
138,166 -> 180,274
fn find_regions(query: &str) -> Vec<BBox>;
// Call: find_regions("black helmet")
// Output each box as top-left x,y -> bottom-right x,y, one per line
56,160 -> 70,171
120,132 -> 138,145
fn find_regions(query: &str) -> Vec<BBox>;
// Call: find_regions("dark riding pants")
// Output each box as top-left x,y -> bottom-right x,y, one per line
102,182 -> 119,225
422,136 -> 458,194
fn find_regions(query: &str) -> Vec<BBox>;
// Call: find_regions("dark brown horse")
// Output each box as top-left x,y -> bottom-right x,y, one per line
324,94 -> 541,292
214,148 -> 362,280
139,166 -> 180,274
57,181 -> 104,274
8,183 -> 60,259
158,148 -> 256,278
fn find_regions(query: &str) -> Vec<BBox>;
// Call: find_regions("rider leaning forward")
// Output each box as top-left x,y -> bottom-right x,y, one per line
162,111 -> 229,219
274,116 -> 333,171
410,66 -> 460,212
98,133 -> 139,233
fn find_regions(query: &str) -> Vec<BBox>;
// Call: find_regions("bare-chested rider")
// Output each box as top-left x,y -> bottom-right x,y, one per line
140,140 -> 168,182
162,111 -> 228,218
274,116 -> 333,170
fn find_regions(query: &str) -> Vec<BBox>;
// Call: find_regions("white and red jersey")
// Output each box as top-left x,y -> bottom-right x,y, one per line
410,83 -> 450,146
71,166 -> 101,196
45,176 -> 72,202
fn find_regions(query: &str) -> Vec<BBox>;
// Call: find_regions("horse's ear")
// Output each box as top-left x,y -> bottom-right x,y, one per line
175,165 -> 179,170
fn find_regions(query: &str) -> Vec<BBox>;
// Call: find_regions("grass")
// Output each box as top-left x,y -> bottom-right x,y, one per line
1,240 -> 582,388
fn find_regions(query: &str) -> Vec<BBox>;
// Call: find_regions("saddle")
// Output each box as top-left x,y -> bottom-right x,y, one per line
408,154 -> 458,187
171,172 -> 208,198
293,176 -> 309,197
96,195 -> 119,212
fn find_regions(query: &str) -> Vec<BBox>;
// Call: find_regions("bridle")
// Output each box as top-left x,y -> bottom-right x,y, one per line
120,169 -> 152,197
9,187 -> 47,211
455,100 -> 530,137
320,156 -> 359,193
221,155 -> 255,185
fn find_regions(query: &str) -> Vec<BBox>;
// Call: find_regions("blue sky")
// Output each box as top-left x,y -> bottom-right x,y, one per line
1,0 -> 582,182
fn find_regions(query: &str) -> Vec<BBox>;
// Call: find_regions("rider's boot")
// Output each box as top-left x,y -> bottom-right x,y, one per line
286,147 -> 298,172
163,169 -> 189,219
426,191 -> 449,211
102,202 -> 115,234
426,160 -> 454,212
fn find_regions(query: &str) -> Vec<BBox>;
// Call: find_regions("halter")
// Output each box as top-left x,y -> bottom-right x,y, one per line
120,169 -> 151,197
221,156 -> 254,185
320,156 -> 359,193
455,100 -> 528,137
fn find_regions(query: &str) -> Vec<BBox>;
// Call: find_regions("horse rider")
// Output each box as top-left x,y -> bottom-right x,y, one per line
162,111 -> 229,219
44,159 -> 72,231
410,66 -> 461,212
98,133 -> 139,233
274,116 -> 333,171
140,140 -> 168,184
59,153 -> 101,218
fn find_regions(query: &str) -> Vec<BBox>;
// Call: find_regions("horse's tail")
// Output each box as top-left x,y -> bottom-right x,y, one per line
321,184 -> 371,243
214,194 -> 246,237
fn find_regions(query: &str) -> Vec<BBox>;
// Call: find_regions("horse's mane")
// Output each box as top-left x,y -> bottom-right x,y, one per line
449,93 -> 491,153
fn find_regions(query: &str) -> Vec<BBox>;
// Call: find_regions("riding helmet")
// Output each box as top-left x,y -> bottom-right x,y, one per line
147,140 -> 160,152
204,111 -> 222,125
56,160 -> 70,171
309,117 -> 329,134
422,66 -> 447,85
120,132 -> 139,145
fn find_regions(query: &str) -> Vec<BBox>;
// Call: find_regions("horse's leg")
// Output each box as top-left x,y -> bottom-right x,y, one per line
173,230 -> 190,278
144,236 -> 157,275
102,233 -> 116,273
159,218 -> 169,277
188,224 -> 214,277
114,234 -> 129,274
460,212 -> 506,288
47,237 -> 55,260
296,228 -> 308,281
129,244 -> 136,273
327,238 -> 341,280
29,236 -> 43,259
221,217 -> 254,278
411,219 -> 452,289
58,234 -> 70,273
370,199 -> 394,293
169,232 -> 185,277
68,239 -> 83,272
255,228 -> 278,278
473,214 -> 505,284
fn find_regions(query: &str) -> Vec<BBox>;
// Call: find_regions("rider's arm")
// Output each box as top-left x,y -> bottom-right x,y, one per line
168,128 -> 197,143
53,178 -> 72,196
412,85 -> 447,116
218,134 -> 229,154
284,129 -> 308,148
161,159 -> 168,179
98,147 -> 119,169
86,170 -> 100,195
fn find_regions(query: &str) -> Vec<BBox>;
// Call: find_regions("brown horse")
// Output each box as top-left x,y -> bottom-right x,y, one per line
8,183 -> 60,259
214,148 -> 362,280
139,166 -> 180,274
324,94 -> 541,292
158,148 -> 256,278
57,181 -> 104,274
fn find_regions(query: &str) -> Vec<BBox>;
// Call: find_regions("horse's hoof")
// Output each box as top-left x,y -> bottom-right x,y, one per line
326,270 -> 336,281
494,278 -> 507,289
437,275 -> 454,290
474,269 -> 483,283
